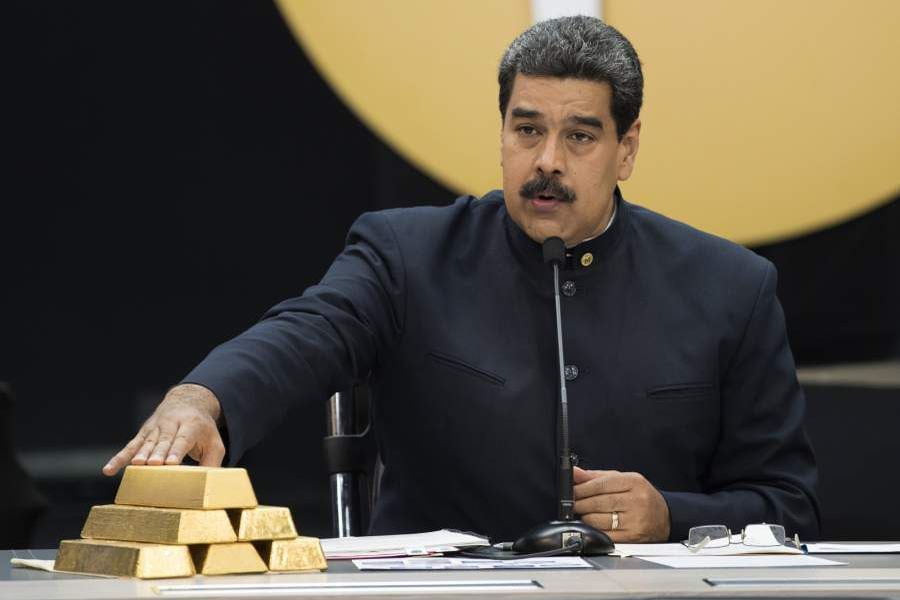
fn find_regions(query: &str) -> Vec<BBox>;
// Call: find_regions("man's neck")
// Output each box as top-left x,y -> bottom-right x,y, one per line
577,202 -> 617,246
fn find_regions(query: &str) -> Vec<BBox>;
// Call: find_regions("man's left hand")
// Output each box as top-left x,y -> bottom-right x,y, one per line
573,467 -> 671,542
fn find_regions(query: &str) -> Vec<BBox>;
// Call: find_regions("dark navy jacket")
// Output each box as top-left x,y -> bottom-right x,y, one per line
184,189 -> 820,542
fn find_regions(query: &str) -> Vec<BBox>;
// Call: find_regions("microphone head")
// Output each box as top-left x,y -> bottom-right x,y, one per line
542,237 -> 566,266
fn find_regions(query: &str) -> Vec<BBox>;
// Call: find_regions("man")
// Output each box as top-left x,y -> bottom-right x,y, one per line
104,16 -> 820,543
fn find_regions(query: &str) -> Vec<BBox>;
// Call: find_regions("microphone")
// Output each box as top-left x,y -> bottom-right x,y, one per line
542,236 -> 566,267
463,237 -> 612,559
540,237 -> 575,521
511,237 -> 613,554
505,238 -> 614,555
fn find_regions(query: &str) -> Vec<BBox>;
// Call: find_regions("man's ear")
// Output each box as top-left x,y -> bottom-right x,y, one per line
617,119 -> 641,181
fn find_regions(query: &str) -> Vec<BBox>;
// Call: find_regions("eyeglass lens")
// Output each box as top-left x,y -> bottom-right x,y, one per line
743,524 -> 786,546
687,525 -> 730,548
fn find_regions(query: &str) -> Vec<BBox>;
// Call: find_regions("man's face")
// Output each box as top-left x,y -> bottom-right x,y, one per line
501,75 -> 640,246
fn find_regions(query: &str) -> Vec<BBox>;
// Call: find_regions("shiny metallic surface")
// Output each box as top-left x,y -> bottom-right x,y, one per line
189,543 -> 267,576
327,392 -> 359,538
230,506 -> 298,541
256,537 -> 327,571
114,466 -> 257,510
81,505 -> 236,545
330,473 -> 357,538
54,539 -> 195,579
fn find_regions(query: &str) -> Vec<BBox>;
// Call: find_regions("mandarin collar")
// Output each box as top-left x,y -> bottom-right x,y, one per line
502,186 -> 629,287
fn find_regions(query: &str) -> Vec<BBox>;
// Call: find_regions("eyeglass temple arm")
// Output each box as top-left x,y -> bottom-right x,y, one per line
687,535 -> 712,553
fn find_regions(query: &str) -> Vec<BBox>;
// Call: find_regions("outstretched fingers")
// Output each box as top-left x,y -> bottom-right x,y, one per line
101,385 -> 225,476
146,418 -> 180,465
165,423 -> 197,465
103,423 -> 156,475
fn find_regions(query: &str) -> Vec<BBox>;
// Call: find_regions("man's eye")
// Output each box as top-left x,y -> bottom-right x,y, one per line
517,125 -> 538,136
570,132 -> 594,143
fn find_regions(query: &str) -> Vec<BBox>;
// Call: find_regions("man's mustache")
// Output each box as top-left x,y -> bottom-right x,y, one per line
519,175 -> 576,203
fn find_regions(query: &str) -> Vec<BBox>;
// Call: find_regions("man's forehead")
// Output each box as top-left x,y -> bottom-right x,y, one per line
507,74 -> 613,119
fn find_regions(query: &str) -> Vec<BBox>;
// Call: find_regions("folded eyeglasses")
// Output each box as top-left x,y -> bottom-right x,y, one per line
685,523 -> 801,553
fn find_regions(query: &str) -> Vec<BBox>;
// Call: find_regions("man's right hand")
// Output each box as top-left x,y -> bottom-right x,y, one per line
102,384 -> 226,476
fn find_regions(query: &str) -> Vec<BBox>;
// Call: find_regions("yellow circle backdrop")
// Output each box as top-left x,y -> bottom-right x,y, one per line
276,0 -> 900,245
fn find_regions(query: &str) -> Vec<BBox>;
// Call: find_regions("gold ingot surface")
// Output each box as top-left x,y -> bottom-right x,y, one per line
54,539 -> 194,579
82,504 -> 237,544
190,543 -> 267,575
255,537 -> 327,572
229,506 -> 297,541
115,465 -> 258,509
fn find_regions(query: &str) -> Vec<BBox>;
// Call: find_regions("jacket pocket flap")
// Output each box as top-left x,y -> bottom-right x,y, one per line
647,382 -> 713,400
427,351 -> 506,386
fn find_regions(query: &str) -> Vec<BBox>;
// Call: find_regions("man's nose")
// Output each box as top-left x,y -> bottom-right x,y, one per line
536,135 -> 565,176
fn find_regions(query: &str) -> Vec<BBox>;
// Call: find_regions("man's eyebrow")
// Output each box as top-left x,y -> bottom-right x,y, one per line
509,108 -> 603,130
510,107 -> 542,119
569,115 -> 604,130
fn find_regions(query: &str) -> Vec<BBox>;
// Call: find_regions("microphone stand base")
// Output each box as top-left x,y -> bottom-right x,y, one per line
512,519 -> 614,556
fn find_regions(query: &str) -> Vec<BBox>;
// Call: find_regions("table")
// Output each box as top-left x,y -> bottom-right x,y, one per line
5,549 -> 900,599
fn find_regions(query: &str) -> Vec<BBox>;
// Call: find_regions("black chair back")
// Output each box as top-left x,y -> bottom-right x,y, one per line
804,383 -> 900,540
0,383 -> 48,549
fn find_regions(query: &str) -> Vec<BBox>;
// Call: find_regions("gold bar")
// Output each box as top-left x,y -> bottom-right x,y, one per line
229,506 -> 297,541
115,465 -> 258,509
190,543 -> 267,575
81,504 -> 237,544
255,538 -> 327,572
54,539 -> 194,579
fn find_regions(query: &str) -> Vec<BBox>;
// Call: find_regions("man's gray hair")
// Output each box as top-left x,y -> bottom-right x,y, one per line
498,15 -> 643,140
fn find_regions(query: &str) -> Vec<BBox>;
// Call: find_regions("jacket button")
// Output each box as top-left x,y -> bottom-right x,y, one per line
580,252 -> 594,267
561,280 -> 577,297
564,364 -> 579,381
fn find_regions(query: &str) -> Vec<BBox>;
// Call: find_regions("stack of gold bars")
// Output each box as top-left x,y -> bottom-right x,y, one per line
53,465 -> 327,579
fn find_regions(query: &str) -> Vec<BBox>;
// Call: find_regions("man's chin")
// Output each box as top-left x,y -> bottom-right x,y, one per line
504,203 -> 569,245
524,220 -> 568,246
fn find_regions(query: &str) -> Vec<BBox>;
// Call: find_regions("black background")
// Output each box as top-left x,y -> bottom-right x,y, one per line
3,1 -> 898,545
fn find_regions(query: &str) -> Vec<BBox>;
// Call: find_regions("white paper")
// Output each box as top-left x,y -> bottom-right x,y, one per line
10,558 -> 57,572
636,555 -> 846,569
613,542 -> 802,558
806,543 -> 900,554
353,556 -> 592,570
320,530 -> 489,559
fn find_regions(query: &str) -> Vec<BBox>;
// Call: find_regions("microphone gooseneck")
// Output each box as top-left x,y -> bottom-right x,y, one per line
506,237 -> 613,555
542,237 -> 574,521
462,237 -> 613,559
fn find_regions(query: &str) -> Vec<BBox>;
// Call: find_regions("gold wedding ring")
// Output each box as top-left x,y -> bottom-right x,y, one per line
611,512 -> 620,531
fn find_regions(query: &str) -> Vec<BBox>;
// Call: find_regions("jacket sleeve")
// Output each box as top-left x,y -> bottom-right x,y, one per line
181,211 -> 406,463
661,261 -> 821,541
